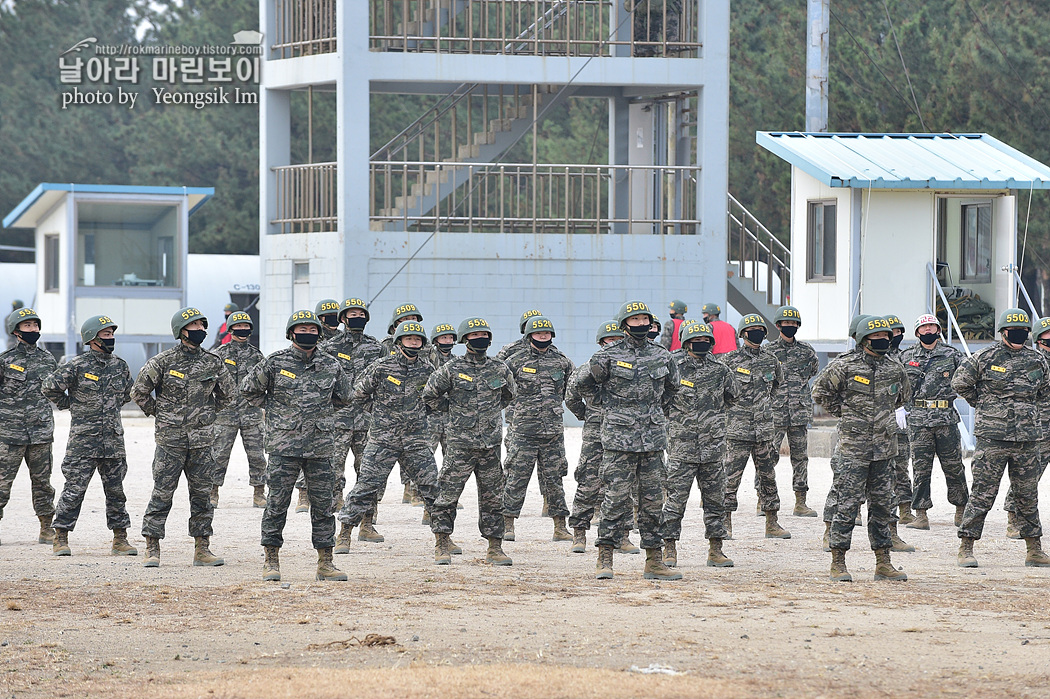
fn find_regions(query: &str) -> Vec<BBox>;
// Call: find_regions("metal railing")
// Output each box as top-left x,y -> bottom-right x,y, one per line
1003,263 -> 1039,316
369,0 -> 700,57
272,162 -> 338,234
271,0 -> 337,58
369,161 -> 698,233
927,262 -> 971,356
727,192 -> 790,308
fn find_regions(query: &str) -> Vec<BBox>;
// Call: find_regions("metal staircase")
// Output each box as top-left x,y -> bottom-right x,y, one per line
726,192 -> 789,322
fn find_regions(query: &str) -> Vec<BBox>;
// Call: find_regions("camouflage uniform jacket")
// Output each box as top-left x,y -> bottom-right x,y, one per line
379,335 -> 397,356
577,337 -> 679,453
566,364 -> 601,434
668,351 -> 739,462
42,349 -> 132,459
812,349 -> 910,460
767,336 -> 818,427
241,345 -> 352,459
319,330 -> 383,432
0,342 -> 57,444
426,346 -> 455,433
504,345 -> 575,438
722,344 -> 783,442
422,352 -> 516,449
496,337 -> 527,362
131,344 -> 236,449
355,351 -> 435,444
899,341 -> 964,427
951,341 -> 1050,442
212,340 -> 265,426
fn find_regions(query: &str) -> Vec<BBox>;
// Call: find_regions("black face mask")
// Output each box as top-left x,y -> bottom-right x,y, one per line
1005,328 -> 1030,345
99,337 -> 115,353
232,328 -> 252,339
867,337 -> 891,354
779,326 -> 798,339
1038,339 -> 1050,351
688,340 -> 712,355
531,338 -> 553,350
435,341 -> 454,354
625,324 -> 650,340
466,337 -> 491,352
647,329 -> 660,340
18,331 -> 41,346
293,332 -> 319,349
344,316 -> 367,331
744,329 -> 766,345
319,314 -> 338,329
400,345 -> 421,359
890,334 -> 904,350
918,332 -> 940,346
184,329 -> 207,346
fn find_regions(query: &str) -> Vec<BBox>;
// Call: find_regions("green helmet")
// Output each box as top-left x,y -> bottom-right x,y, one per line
650,317 -> 662,331
80,314 -> 118,344
285,309 -> 322,339
431,323 -> 457,342
998,308 -> 1031,332
669,299 -> 688,316
394,320 -> 428,345
615,300 -> 654,328
12,299 -> 24,310
524,315 -> 556,338
737,313 -> 768,336
856,315 -> 892,344
596,320 -> 624,344
314,299 -> 341,323
226,311 -> 253,329
223,302 -> 240,314
884,314 -> 905,332
171,307 -> 207,339
773,305 -> 802,326
1034,316 -> 1050,339
848,314 -> 873,340
518,309 -> 543,334
340,297 -> 370,323
681,321 -> 715,343
6,307 -> 40,336
388,303 -> 422,334
457,316 -> 492,342
701,302 -> 722,316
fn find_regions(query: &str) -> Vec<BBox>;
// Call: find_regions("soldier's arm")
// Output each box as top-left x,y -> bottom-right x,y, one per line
578,353 -> 609,395
558,356 -> 576,401
332,364 -> 354,409
131,356 -> 162,416
659,324 -> 673,350
895,366 -> 912,409
660,358 -> 680,415
950,355 -> 979,405
723,368 -> 741,408
212,357 -> 238,413
240,359 -> 271,408
41,364 -> 73,410
121,364 -> 134,405
422,365 -> 452,413
353,362 -> 380,402
771,356 -> 784,395
811,361 -> 844,416
500,365 -> 517,410
805,347 -> 819,381
565,368 -> 587,420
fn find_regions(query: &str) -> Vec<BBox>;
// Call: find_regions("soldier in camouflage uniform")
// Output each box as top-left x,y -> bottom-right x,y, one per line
661,322 -> 737,568
378,303 -> 425,505
132,307 -> 237,568
0,308 -> 57,546
427,323 -> 457,455
243,310 -> 351,581
659,299 -> 688,351
423,316 -> 516,566
1005,315 -> 1050,539
952,308 -> 1050,569
567,321 -> 626,553
721,313 -> 791,540
576,300 -> 681,581
883,314 -> 917,526
336,321 -> 442,554
813,316 -> 911,582
900,313 -> 968,531
315,298 -> 342,342
766,305 -> 819,517
211,311 -> 267,509
501,316 -> 575,542
43,315 -> 136,557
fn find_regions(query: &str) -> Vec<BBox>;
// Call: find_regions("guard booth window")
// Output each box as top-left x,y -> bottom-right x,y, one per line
44,235 -> 60,291
807,200 -> 836,282
75,202 -> 180,287
961,203 -> 991,283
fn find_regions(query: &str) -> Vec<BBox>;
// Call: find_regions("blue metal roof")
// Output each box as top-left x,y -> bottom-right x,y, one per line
755,132 -> 1050,190
3,183 -> 215,228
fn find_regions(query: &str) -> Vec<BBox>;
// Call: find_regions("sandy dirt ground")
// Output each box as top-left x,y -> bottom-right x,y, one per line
1,411 -> 1049,698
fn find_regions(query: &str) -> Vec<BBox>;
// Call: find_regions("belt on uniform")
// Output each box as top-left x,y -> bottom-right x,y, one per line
914,399 -> 950,409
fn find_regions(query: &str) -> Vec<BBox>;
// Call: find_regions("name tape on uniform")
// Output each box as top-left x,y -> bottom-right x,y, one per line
225,359 -> 237,366
338,353 -> 351,361
991,365 -> 1006,373
615,361 -> 634,369
169,370 -> 185,379
84,373 -> 99,381
680,379 -> 695,388
853,375 -> 870,385
280,369 -> 297,379
522,367 -> 537,374
386,375 -> 402,386
8,364 -> 25,372
458,373 -> 473,382
736,367 -> 751,375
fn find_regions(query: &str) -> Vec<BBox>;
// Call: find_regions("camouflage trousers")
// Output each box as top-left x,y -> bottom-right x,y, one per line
141,444 -> 215,539
772,424 -> 809,492
661,458 -> 728,541
212,422 -> 266,487
339,440 -> 439,527
724,438 -> 781,512
53,457 -> 130,532
596,450 -> 664,550
262,455 -> 335,549
909,423 -> 968,511
0,441 -> 54,519
296,429 -> 366,502
1004,439 -> 1050,513
890,430 -> 912,507
428,422 -> 447,457
431,445 -> 505,539
959,438 -> 1042,540
569,433 -> 603,530
829,454 -> 894,551
502,432 -> 569,518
